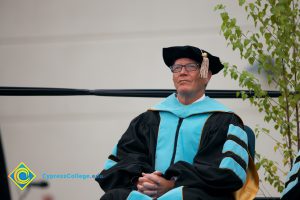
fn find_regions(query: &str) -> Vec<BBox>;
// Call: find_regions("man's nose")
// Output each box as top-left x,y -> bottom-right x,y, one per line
179,66 -> 188,74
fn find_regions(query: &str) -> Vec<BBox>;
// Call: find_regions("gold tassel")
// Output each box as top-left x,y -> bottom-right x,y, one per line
200,51 -> 209,78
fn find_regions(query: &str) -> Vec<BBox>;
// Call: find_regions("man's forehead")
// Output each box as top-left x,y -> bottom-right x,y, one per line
174,58 -> 198,64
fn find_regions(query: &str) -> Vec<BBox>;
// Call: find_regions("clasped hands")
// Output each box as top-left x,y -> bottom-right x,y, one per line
137,171 -> 175,199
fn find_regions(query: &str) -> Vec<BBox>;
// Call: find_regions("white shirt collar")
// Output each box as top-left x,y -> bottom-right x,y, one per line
193,94 -> 206,103
176,94 -> 206,104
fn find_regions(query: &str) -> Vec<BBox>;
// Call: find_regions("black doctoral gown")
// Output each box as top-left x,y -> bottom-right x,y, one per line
96,94 -> 258,200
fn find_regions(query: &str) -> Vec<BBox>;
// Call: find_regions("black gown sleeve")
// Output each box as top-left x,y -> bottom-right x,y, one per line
164,112 -> 249,197
95,111 -> 158,192
281,152 -> 300,200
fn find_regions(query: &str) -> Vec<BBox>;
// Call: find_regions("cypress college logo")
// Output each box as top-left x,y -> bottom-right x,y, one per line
8,162 -> 36,190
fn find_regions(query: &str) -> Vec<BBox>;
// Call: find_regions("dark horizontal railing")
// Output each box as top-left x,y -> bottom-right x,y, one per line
0,87 -> 283,98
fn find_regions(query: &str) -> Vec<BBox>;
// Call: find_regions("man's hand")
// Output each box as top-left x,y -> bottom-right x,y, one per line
137,171 -> 175,199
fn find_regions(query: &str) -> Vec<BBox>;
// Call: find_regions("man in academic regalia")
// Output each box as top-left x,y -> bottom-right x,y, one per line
281,150 -> 300,200
96,45 -> 259,200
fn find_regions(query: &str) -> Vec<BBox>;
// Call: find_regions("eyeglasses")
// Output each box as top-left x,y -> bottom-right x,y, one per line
170,63 -> 200,73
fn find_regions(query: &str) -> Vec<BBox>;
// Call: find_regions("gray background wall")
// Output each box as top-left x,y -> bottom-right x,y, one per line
0,0 -> 281,199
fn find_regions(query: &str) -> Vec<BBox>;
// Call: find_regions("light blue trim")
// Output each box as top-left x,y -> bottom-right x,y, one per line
174,114 -> 210,164
285,162 -> 300,183
158,186 -> 183,200
151,93 -> 232,118
127,191 -> 152,200
281,177 -> 298,198
227,124 -> 248,146
103,159 -> 117,170
222,140 -> 249,166
155,112 -> 179,173
111,145 -> 117,156
103,145 -> 118,170
219,157 -> 246,184
155,112 -> 210,173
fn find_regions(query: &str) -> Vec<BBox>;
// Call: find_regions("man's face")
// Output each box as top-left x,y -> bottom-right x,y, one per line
172,58 -> 211,97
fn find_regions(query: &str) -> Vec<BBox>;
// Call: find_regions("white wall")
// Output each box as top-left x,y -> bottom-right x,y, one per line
0,0 -> 281,199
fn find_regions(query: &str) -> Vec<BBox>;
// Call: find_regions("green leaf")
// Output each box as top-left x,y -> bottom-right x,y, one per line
220,12 -> 229,22
249,3 -> 255,11
265,32 -> 272,41
244,39 -> 250,47
239,0 -> 246,6
249,57 -> 255,65
214,4 -> 225,11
